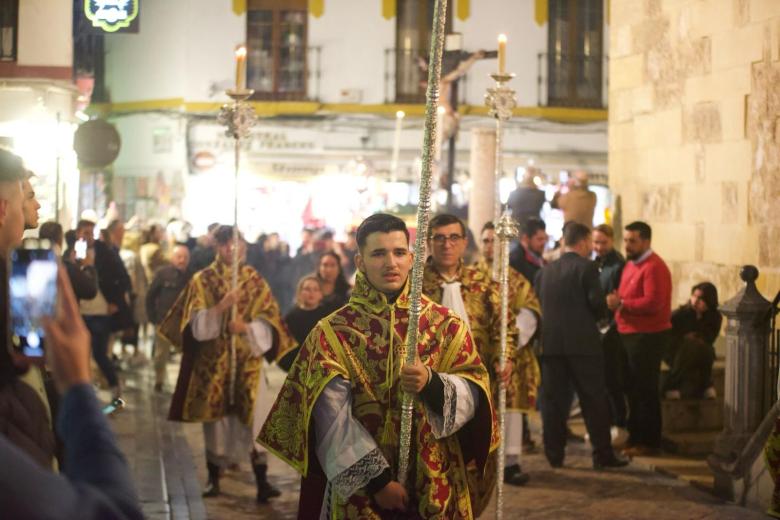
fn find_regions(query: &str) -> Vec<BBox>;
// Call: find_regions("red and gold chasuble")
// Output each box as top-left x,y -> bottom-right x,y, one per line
422,260 -> 518,516
475,258 -> 542,412
159,258 -> 295,426
258,273 -> 497,519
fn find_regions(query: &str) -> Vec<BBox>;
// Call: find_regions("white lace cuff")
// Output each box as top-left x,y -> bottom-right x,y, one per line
424,373 -> 479,439
331,447 -> 389,498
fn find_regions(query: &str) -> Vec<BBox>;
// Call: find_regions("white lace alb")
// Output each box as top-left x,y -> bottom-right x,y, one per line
330,447 -> 389,498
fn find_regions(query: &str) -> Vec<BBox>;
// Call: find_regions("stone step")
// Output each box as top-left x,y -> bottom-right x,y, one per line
662,430 -> 720,456
662,397 -> 723,433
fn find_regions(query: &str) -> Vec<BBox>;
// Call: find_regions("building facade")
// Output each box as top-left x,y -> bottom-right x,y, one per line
0,0 -> 80,226
608,0 -> 780,302
99,0 -> 610,244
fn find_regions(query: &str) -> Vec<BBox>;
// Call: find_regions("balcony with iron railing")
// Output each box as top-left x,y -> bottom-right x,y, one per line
537,52 -> 608,109
247,45 -> 321,102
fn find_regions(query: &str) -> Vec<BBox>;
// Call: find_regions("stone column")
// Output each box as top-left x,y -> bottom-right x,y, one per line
711,265 -> 772,500
467,127 -> 496,242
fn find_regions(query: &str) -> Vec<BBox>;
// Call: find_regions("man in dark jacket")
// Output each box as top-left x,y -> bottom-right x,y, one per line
146,244 -> 190,391
535,222 -> 627,470
1,267 -> 143,520
77,219 -> 132,398
592,224 -> 628,442
507,168 -> 546,228
510,217 -> 547,283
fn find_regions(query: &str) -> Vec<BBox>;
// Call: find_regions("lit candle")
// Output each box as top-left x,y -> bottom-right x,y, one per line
497,34 -> 507,74
235,45 -> 247,90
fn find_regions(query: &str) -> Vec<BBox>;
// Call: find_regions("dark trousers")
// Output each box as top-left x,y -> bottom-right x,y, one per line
540,355 -> 613,464
662,338 -> 715,399
83,315 -> 119,387
602,325 -> 628,428
621,331 -> 670,448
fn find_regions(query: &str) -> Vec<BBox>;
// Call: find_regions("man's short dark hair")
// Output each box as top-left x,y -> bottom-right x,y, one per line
0,148 -> 26,183
356,213 -> 409,250
625,221 -> 652,241
107,219 -> 123,234
522,217 -> 546,239
594,223 -> 614,239
76,219 -> 95,232
563,222 -> 592,247
39,221 -> 63,245
64,229 -> 77,249
481,221 -> 495,233
428,214 -> 466,239
214,225 -> 243,246
207,222 -> 220,234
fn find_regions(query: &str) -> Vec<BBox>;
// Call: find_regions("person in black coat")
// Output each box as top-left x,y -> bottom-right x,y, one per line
535,223 -> 628,470
278,275 -> 332,371
95,220 -> 134,333
316,251 -> 351,312
510,217 -> 547,284
663,282 -> 722,399
592,224 -> 629,436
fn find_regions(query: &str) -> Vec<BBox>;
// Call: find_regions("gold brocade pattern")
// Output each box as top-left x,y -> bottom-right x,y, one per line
475,259 -> 542,411
159,259 -> 295,425
422,260 -> 519,516
422,260 -> 518,385
258,273 -> 497,519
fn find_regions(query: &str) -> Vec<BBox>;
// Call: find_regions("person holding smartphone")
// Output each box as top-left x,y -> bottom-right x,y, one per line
0,264 -> 143,519
0,149 -> 56,468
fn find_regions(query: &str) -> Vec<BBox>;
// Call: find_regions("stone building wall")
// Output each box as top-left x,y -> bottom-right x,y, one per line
609,0 -> 780,304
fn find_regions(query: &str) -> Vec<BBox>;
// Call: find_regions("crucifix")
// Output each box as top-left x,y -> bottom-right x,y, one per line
438,40 -> 497,211
417,36 -> 497,210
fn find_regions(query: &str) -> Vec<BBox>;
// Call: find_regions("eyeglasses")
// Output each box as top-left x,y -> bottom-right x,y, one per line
432,234 -> 464,245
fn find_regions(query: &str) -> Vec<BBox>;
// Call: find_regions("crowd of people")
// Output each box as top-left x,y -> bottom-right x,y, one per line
0,144 -> 726,518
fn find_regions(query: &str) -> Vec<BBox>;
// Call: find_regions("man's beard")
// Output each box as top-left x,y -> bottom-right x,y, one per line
625,250 -> 640,261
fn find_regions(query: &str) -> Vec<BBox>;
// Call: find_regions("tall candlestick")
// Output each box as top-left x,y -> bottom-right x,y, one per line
235,45 -> 247,90
497,34 -> 507,74
390,110 -> 405,183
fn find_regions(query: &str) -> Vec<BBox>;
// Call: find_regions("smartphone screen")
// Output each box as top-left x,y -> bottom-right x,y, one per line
9,248 -> 58,358
102,397 -> 125,416
75,239 -> 87,260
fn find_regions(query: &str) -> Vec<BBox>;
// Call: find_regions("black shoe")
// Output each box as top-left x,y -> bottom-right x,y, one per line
253,463 -> 281,503
593,454 -> 630,470
256,481 -> 282,503
504,464 -> 530,486
202,462 -> 221,497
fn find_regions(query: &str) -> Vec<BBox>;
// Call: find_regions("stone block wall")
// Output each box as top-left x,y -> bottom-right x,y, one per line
609,0 -> 780,305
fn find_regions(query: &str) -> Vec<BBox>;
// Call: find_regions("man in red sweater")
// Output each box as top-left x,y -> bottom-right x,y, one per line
606,221 -> 671,456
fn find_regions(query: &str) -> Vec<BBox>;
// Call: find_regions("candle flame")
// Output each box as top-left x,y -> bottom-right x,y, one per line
498,34 -> 507,43
396,110 -> 406,119
437,106 -> 446,115
235,46 -> 247,58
